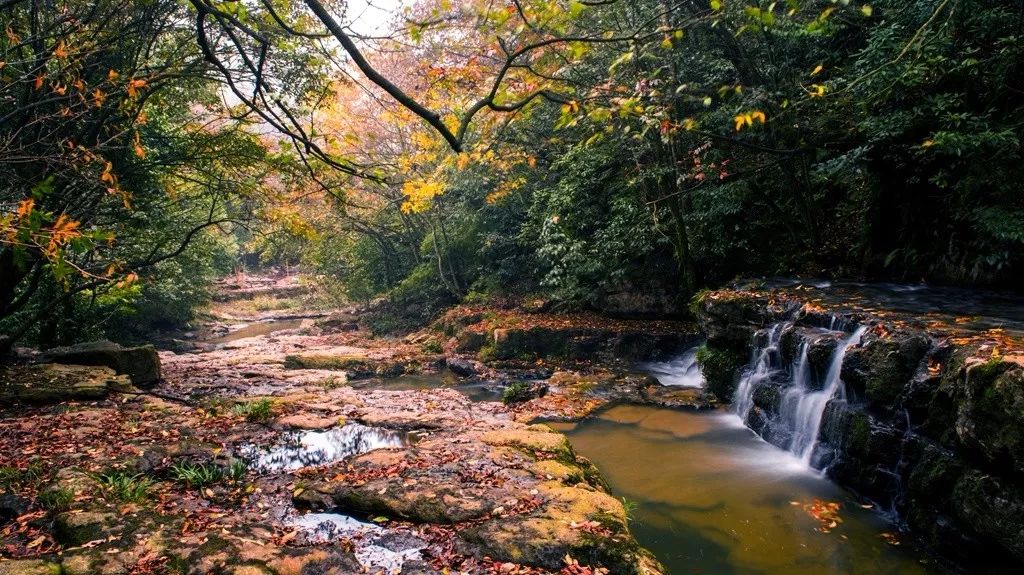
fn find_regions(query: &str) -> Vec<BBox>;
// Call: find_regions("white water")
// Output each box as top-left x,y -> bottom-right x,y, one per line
734,322 -> 789,419
638,345 -> 703,387
790,325 -> 867,463
734,322 -> 868,467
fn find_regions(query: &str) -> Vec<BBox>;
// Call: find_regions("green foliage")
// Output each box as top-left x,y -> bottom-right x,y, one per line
233,399 -> 274,423
224,460 -> 248,483
502,381 -> 534,405
0,460 -> 46,489
38,487 -> 75,512
91,470 -> 154,503
696,344 -> 746,401
421,339 -> 444,354
621,497 -> 639,523
169,460 -> 246,489
169,463 -> 224,489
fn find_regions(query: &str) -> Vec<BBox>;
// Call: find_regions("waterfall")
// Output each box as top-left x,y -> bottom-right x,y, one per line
734,322 -> 867,467
791,325 -> 867,463
734,322 -> 788,420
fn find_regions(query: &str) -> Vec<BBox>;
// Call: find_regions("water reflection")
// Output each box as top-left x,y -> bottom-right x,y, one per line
291,512 -> 424,572
239,424 -> 408,472
562,405 -> 935,575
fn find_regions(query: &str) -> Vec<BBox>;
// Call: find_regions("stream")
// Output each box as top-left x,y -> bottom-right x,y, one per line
552,404 -> 934,574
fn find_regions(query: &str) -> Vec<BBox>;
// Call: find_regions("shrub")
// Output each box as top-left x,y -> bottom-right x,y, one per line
0,460 -> 46,488
38,487 -> 75,512
421,339 -> 443,354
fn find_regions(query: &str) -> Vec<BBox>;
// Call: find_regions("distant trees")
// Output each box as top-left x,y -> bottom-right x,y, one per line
286,0 -> 1024,317
4,0 -> 1022,345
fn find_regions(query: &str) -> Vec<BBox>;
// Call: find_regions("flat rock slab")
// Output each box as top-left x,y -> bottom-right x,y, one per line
40,340 -> 161,387
0,364 -> 130,405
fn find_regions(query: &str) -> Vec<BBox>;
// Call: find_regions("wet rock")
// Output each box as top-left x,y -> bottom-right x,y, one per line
400,560 -> 440,575
454,329 -> 487,353
805,332 -> 842,389
751,382 -> 783,414
859,333 -> 931,411
952,470 -> 1024,563
316,312 -> 361,332
0,364 -> 130,405
694,344 -> 747,401
642,386 -> 715,410
275,413 -> 343,430
500,381 -> 548,404
40,340 -> 161,387
283,354 -> 407,379
693,291 -> 795,349
952,358 -> 1024,476
445,356 -> 481,377
460,481 -> 661,574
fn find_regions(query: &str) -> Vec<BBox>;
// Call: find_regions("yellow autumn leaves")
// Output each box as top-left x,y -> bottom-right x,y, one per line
734,110 -> 766,131
401,180 -> 445,213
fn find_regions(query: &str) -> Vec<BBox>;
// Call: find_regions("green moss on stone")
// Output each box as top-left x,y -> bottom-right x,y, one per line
695,344 -> 747,401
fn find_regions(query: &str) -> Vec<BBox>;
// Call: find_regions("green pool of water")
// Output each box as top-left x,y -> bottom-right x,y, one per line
553,405 -> 936,575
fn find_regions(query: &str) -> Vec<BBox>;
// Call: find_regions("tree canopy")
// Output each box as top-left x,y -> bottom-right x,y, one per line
3,0 -> 1022,346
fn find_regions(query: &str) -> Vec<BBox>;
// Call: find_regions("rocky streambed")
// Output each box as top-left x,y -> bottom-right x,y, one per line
2,276 -> 1020,574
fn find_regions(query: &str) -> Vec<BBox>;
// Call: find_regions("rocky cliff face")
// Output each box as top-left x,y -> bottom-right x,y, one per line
695,289 -> 1024,572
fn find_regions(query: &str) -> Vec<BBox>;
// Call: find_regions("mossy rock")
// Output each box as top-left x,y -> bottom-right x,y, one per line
695,344 -> 747,401
455,329 -> 487,352
283,354 -> 406,379
956,359 -> 1024,476
40,340 -> 161,387
907,443 -> 963,498
481,425 -> 576,462
951,470 -> 1024,563
861,334 -> 931,411
459,481 -> 662,574
54,510 -> 119,546
284,354 -> 370,371
492,327 -> 568,360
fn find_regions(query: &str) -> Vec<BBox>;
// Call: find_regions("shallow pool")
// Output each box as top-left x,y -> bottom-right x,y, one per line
553,405 -> 936,575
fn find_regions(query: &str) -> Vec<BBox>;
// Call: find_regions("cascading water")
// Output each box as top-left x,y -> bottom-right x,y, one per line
790,325 -> 867,463
733,322 -> 789,419
734,321 -> 868,468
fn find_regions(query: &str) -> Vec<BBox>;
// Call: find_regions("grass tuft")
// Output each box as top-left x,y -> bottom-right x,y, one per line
92,470 -> 154,503
232,398 -> 274,422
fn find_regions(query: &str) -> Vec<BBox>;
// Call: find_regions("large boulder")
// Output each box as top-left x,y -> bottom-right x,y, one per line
41,340 -> 161,387
0,364 -> 130,405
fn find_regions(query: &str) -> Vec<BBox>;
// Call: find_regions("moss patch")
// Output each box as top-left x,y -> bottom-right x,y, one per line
695,344 -> 747,401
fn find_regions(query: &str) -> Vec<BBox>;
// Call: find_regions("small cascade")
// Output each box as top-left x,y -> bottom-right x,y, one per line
733,321 -> 867,468
791,325 -> 867,463
734,322 -> 789,419
638,344 -> 704,387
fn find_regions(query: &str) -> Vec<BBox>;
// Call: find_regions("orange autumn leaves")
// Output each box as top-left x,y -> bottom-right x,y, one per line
1,199 -> 82,260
